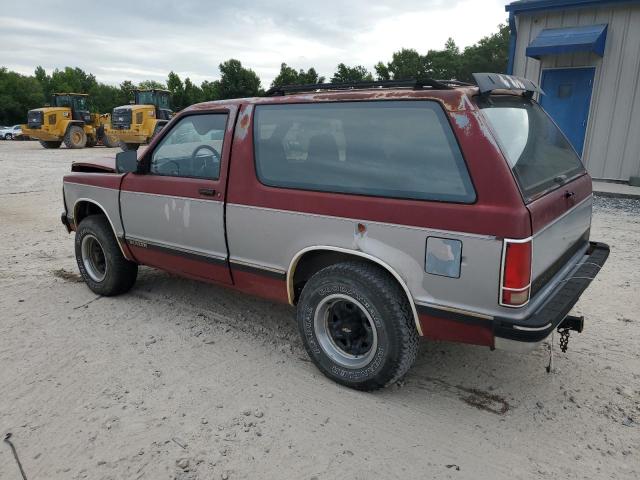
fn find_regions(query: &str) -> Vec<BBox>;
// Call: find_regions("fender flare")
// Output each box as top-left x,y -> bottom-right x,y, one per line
61,119 -> 85,135
72,198 -> 131,260
287,245 -> 423,336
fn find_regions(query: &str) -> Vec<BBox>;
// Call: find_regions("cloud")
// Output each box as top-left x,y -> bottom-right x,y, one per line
0,0 -> 507,87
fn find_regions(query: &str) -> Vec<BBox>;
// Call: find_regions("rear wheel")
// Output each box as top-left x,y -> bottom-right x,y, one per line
39,140 -> 62,149
64,125 -> 87,149
85,136 -> 97,148
75,216 -> 138,296
297,261 -> 419,391
119,141 -> 139,152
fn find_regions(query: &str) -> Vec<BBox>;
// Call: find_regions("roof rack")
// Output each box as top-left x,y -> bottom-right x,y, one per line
265,78 -> 470,96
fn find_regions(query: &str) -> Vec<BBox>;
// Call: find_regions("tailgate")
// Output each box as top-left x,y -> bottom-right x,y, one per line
527,174 -> 592,297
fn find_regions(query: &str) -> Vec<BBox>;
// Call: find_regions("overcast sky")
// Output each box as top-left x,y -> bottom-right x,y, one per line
0,0 -> 508,88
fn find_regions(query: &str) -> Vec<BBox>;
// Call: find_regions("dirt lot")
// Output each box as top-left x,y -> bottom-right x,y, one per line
0,140 -> 638,480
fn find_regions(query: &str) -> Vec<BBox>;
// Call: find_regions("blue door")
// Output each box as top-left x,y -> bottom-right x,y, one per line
540,68 -> 595,156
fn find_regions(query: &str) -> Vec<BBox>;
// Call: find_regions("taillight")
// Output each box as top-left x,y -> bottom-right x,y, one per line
500,239 -> 532,307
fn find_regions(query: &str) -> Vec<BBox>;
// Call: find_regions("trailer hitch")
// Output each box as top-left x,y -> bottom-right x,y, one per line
558,315 -> 584,353
546,315 -> 584,372
560,315 -> 584,333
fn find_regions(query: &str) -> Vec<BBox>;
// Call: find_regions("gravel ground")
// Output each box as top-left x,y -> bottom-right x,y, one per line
0,141 -> 638,480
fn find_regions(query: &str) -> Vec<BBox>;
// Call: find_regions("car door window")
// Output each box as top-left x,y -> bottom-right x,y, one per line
151,114 -> 228,180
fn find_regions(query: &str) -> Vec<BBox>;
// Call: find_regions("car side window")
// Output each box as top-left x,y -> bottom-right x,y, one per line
150,114 -> 228,180
253,101 -> 476,203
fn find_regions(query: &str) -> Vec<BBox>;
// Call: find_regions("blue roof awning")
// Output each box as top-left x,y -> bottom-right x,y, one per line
526,24 -> 608,59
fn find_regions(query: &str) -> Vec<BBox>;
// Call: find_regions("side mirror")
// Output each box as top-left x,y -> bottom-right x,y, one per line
116,150 -> 139,173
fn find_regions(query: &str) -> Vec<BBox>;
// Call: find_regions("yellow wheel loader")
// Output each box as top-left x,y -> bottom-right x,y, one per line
107,89 -> 172,151
21,94 -> 117,149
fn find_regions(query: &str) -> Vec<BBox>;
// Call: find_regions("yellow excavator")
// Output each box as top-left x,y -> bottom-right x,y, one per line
107,89 -> 172,151
21,93 -> 117,149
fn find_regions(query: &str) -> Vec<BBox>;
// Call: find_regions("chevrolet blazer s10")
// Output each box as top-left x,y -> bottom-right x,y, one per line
61,73 -> 609,390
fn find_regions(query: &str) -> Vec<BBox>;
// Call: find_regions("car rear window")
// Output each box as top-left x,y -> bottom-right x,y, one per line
253,101 -> 476,203
476,96 -> 586,202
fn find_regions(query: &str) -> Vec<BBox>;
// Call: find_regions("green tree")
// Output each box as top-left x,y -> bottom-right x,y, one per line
167,71 -> 186,110
49,67 -> 97,95
331,63 -> 373,83
271,63 -> 325,88
201,80 -> 221,101
375,49 -> 426,80
424,38 -> 461,79
34,66 -> 51,98
217,59 -> 261,99
183,77 -> 203,105
458,24 -> 510,82
0,67 -> 45,124
88,83 -> 121,113
138,79 -> 166,90
118,80 -> 136,105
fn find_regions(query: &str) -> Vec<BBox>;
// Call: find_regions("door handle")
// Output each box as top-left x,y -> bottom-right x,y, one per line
198,188 -> 216,197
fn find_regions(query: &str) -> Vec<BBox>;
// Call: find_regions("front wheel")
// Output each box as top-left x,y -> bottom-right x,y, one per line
64,125 -> 87,148
75,216 -> 138,296
5,133 -> 13,140
297,261 -> 419,391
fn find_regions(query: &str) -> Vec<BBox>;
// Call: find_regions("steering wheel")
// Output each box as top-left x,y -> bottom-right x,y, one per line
192,144 -> 220,162
191,145 -> 221,178
165,159 -> 180,175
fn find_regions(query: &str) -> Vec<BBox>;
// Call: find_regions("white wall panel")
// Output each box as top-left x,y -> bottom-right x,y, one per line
513,4 -> 640,179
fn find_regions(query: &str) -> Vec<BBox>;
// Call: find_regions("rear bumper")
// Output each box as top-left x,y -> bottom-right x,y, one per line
494,242 -> 609,346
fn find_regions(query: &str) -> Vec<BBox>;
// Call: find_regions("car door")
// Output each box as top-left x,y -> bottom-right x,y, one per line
120,108 -> 237,284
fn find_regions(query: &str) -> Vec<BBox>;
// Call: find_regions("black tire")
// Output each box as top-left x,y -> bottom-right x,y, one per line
119,141 -> 139,152
75,215 -> 138,296
297,261 -> 419,391
5,133 -> 12,140
85,137 -> 97,148
102,133 -> 119,148
64,125 -> 87,149
39,140 -> 62,149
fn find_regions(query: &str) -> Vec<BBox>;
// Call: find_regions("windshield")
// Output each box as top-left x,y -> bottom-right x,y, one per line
74,97 -> 87,111
53,95 -> 87,111
476,96 -> 585,202
136,91 -> 170,109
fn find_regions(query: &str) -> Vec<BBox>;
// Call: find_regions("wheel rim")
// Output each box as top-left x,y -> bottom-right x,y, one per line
81,234 -> 107,282
314,294 -> 378,369
72,130 -> 82,145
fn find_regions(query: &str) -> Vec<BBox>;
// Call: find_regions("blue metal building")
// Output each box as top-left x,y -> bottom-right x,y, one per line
506,0 -> 640,181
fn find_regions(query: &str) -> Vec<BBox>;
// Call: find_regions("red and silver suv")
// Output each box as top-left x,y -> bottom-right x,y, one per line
61,73 -> 609,390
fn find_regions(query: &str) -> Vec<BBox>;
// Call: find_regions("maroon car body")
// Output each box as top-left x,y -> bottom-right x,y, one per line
61,75 -> 608,389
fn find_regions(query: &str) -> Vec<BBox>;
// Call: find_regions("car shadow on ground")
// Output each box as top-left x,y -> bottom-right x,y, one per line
116,266 -> 567,414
